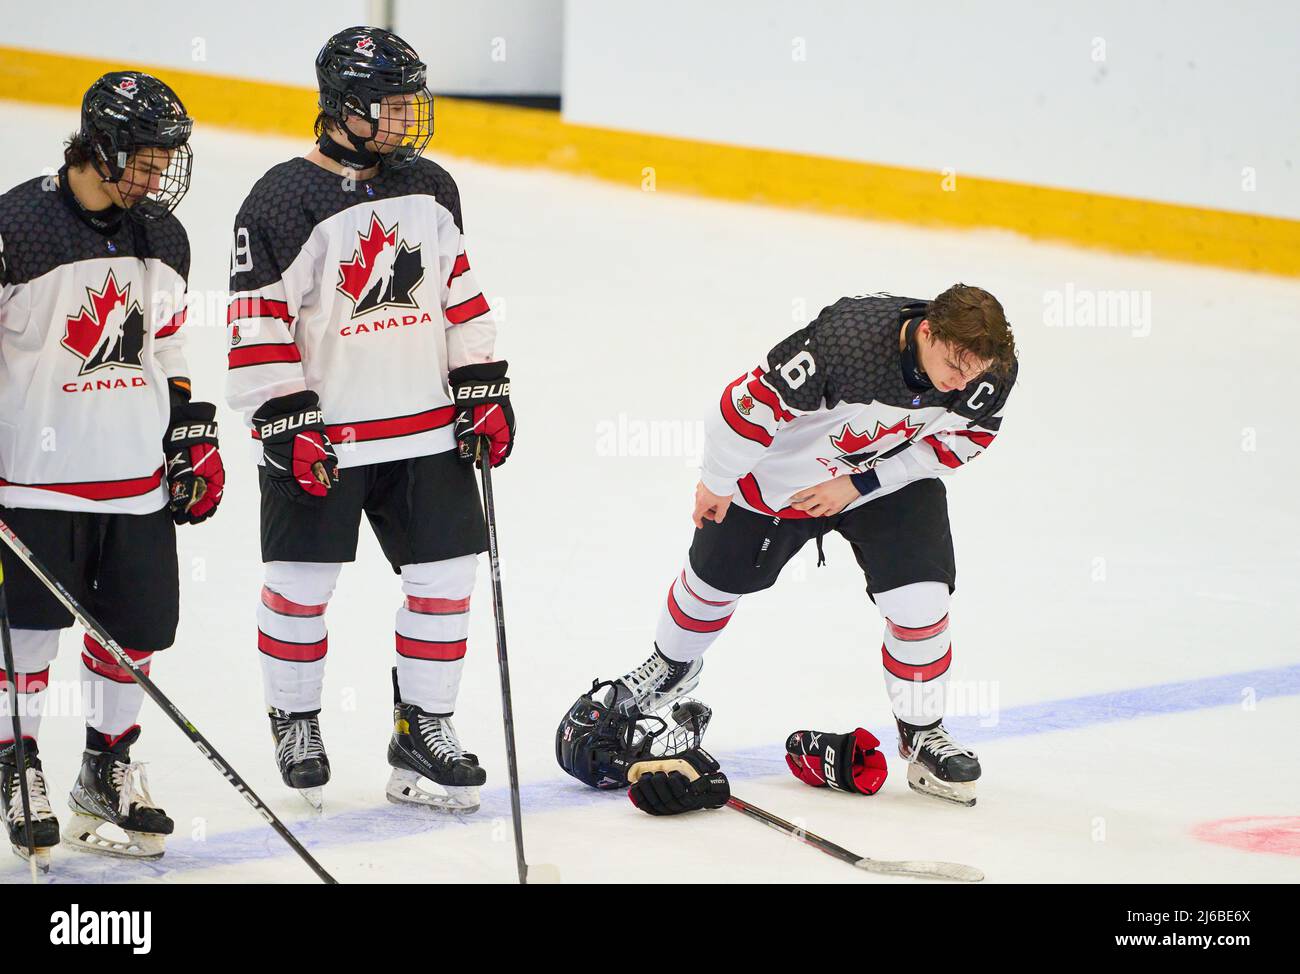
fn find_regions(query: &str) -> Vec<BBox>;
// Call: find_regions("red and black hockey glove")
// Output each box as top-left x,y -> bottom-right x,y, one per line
785,728 -> 888,795
253,390 -> 339,505
164,399 -> 225,525
449,361 -> 514,468
627,748 -> 730,816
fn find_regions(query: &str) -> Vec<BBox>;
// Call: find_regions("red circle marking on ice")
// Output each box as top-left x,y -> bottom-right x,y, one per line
1191,816 -> 1300,857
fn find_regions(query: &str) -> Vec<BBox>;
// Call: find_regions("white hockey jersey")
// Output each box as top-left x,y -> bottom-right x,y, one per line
226,156 -> 496,467
0,170 -> 190,515
701,295 -> 1015,518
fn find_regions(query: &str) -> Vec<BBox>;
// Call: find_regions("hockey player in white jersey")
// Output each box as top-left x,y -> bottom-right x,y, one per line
559,285 -> 1016,811
0,73 -> 225,865
227,27 -> 513,813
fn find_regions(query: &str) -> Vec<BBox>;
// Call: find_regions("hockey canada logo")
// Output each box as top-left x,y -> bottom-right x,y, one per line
336,212 -> 425,318
355,37 -> 375,57
829,417 -> 923,468
62,269 -> 146,375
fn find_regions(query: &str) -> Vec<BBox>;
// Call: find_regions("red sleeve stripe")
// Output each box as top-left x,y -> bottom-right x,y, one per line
881,643 -> 953,683
923,434 -> 963,469
887,614 -> 950,641
447,252 -> 470,285
446,293 -> 490,325
666,584 -> 734,633
737,473 -> 813,520
228,297 -> 292,325
405,595 -> 471,615
720,373 -> 774,447
258,630 -> 328,663
396,635 -> 468,661
952,429 -> 996,448
261,586 -> 327,618
228,343 -> 302,370
155,307 -> 187,339
746,370 -> 796,423
0,467 -> 163,502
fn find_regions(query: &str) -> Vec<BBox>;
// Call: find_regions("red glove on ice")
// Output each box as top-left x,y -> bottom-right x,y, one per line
785,727 -> 888,795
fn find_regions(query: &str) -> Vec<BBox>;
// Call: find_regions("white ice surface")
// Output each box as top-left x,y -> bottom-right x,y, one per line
0,101 -> 1296,884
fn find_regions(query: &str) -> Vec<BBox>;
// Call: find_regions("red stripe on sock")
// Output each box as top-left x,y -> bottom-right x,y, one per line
261,586 -> 327,617
881,643 -> 953,682
404,595 -> 471,615
258,630 -> 328,662
395,634 -> 467,661
887,614 -> 950,641
666,583 -> 733,633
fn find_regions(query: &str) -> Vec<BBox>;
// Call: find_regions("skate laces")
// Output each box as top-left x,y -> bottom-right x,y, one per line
275,716 -> 325,768
6,767 -> 54,822
911,726 -> 976,762
109,760 -> 158,818
416,714 -> 463,762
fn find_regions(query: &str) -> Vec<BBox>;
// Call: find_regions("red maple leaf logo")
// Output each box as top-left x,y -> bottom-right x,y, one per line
335,212 -> 424,317
62,269 -> 145,374
736,394 -> 755,415
337,213 -> 397,304
830,417 -> 923,456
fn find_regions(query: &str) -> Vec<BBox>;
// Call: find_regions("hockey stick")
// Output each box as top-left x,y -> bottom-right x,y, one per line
726,795 -> 985,882
0,518 -> 337,884
0,562 -> 40,880
476,443 -> 559,885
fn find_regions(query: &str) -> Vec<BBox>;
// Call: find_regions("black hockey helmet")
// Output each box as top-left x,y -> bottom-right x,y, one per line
315,26 -> 433,169
80,71 -> 193,220
556,682 -> 666,790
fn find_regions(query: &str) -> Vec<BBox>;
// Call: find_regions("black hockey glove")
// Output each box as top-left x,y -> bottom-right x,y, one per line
252,390 -> 339,505
164,399 -> 224,525
785,727 -> 888,795
627,748 -> 730,816
449,361 -> 513,468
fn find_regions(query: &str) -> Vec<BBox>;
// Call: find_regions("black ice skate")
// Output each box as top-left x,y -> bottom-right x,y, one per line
897,719 -> 981,807
0,738 -> 59,871
386,669 -> 485,813
64,726 -> 174,859
611,645 -> 703,716
269,708 -> 330,813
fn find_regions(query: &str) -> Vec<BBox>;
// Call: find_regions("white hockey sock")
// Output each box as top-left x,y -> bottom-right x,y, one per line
0,629 -> 59,743
394,555 -> 477,715
875,581 -> 953,726
654,563 -> 740,663
258,561 -> 340,714
81,634 -> 152,737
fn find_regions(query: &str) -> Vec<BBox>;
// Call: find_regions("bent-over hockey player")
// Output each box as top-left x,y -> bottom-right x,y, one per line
559,285 -> 1015,812
226,27 -> 512,813
0,72 -> 223,865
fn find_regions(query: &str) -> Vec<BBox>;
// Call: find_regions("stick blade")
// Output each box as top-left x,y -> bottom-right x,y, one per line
856,858 -> 984,882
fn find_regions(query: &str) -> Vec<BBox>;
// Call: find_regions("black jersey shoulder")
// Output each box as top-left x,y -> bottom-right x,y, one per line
232,156 -> 465,289
949,356 -> 1017,430
0,174 -> 188,286
766,294 -> 951,412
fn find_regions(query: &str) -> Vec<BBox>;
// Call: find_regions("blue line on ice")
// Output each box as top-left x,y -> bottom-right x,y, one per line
8,662 -> 1296,883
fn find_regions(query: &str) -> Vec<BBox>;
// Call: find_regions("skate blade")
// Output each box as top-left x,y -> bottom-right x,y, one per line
13,843 -> 53,873
385,768 -> 480,814
906,763 -> 977,807
297,787 -> 325,815
62,812 -> 165,860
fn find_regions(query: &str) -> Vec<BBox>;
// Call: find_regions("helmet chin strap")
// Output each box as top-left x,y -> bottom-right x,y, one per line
317,113 -> 383,171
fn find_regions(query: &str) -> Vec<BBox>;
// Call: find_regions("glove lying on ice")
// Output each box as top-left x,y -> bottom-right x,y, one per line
627,747 -> 730,815
785,728 -> 887,795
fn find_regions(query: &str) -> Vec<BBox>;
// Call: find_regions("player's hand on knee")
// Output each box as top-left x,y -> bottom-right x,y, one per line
627,748 -> 730,815
789,475 -> 859,517
693,482 -> 733,529
253,390 -> 339,504
164,398 -> 225,525
449,361 -> 514,468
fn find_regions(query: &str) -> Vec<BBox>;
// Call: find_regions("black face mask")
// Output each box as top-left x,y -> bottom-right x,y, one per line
317,130 -> 381,171
57,165 -> 124,234
899,315 -> 933,392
